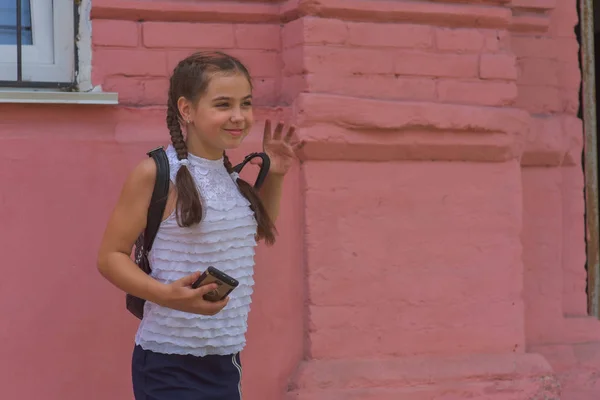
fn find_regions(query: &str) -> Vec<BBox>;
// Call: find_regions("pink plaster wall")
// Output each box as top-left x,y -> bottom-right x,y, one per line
2,0 -> 600,399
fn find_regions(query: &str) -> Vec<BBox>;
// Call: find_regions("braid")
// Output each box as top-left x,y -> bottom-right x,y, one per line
166,103 -> 188,160
166,100 -> 202,227
223,152 -> 276,244
223,152 -> 234,173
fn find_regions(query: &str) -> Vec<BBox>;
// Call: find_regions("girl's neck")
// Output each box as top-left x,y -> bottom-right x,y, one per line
185,135 -> 222,161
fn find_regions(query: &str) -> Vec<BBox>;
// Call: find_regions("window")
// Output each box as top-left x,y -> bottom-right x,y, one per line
0,0 -> 75,88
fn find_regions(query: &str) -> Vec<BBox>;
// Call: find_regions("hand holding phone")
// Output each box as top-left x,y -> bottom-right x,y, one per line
159,272 -> 229,315
191,266 -> 239,302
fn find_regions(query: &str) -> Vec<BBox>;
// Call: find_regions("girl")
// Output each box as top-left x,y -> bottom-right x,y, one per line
97,51 -> 301,399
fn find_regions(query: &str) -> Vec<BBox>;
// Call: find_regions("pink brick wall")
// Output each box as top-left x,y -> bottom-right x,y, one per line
1,0 -> 600,399
92,20 -> 282,107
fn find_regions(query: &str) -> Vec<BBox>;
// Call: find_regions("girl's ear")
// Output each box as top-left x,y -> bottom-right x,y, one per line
177,96 -> 192,122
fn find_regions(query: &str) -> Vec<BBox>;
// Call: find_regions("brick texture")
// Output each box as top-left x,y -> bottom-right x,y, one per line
480,54 -> 517,80
94,48 -> 168,78
307,74 -> 437,101
346,22 -> 433,48
234,24 -> 280,50
437,80 -> 518,106
518,58 -> 559,86
436,28 -> 484,52
305,47 -> 395,75
142,22 -> 235,48
282,17 -> 348,48
395,52 -> 479,78
93,20 -> 282,106
92,20 -> 138,47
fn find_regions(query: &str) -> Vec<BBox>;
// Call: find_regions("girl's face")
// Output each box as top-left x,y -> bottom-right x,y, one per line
178,72 -> 254,159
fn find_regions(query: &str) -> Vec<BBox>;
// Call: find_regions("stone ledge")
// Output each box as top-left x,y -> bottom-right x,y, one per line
286,383 -> 559,400
91,0 -> 280,23
529,342 -> 600,371
509,13 -> 551,33
528,343 -> 600,398
286,353 -> 560,400
282,0 -> 512,28
294,93 -> 530,134
521,115 -> 583,167
286,379 -> 560,400
290,353 -> 553,390
511,0 -> 557,9
293,93 -> 530,162
531,316 -> 600,346
92,0 -> 550,35
93,0 -> 512,29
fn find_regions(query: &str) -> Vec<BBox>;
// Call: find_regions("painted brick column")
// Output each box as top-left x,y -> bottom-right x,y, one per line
283,1 -> 561,398
514,0 -> 600,397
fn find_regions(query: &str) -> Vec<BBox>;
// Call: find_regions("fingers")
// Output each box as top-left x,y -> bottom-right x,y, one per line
292,141 -> 305,151
194,283 -> 219,296
177,271 -> 202,287
263,119 -> 271,146
249,158 -> 263,166
192,295 -> 229,316
284,126 -> 296,142
203,297 -> 230,315
264,118 -> 299,145
273,121 -> 285,140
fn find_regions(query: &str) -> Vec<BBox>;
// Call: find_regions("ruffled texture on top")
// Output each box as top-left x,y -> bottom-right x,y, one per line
135,145 -> 258,357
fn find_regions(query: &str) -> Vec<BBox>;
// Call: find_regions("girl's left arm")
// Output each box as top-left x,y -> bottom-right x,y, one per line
259,173 -> 285,223
255,120 -> 302,224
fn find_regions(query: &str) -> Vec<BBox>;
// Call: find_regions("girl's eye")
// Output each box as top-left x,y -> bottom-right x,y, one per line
216,103 -> 229,108
243,101 -> 252,107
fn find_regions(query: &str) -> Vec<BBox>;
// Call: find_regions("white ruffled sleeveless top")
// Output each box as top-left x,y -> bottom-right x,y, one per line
134,145 -> 258,356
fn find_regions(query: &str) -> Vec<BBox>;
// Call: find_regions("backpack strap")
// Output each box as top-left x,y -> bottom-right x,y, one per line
233,152 -> 270,190
144,147 -> 170,253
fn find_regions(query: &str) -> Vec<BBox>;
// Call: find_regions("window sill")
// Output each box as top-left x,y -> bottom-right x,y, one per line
0,90 -> 119,105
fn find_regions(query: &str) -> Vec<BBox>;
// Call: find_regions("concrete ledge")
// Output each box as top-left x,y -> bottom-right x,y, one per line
91,0 -> 280,23
511,0 -> 557,9
290,93 -> 581,165
290,354 -> 553,390
92,0 -> 512,29
286,381 -> 560,400
521,115 -> 583,167
292,93 -> 530,162
294,93 -> 530,134
509,14 -> 551,33
284,0 -> 512,28
286,353 -> 559,399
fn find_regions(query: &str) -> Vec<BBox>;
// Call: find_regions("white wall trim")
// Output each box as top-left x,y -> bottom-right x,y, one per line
0,89 -> 118,104
76,0 -> 95,92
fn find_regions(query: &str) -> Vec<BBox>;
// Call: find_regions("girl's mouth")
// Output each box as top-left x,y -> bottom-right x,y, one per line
225,129 -> 244,137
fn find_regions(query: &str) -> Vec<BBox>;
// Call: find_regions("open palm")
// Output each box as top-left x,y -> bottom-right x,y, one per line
252,120 -> 303,176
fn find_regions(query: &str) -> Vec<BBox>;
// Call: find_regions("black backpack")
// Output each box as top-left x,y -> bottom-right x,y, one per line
125,147 -> 270,319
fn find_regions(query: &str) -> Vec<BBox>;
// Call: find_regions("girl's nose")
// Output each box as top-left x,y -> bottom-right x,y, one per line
230,109 -> 244,122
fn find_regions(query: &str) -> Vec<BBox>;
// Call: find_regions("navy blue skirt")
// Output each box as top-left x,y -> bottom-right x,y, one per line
132,345 -> 242,400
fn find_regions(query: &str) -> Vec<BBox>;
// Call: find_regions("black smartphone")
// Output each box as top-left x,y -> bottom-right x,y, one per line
191,266 -> 239,302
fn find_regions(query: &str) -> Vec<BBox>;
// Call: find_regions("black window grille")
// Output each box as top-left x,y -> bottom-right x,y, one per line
0,0 -> 78,90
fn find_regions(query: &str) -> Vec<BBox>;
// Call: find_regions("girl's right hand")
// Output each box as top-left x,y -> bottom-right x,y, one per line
160,271 -> 229,315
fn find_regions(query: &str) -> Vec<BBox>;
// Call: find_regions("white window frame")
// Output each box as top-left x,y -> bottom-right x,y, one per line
0,0 -> 74,83
0,0 -> 117,104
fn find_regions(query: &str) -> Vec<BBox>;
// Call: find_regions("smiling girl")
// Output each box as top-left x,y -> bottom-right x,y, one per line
97,51 -> 302,400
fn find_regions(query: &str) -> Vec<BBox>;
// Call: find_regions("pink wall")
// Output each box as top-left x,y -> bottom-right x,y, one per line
1,0 -> 600,399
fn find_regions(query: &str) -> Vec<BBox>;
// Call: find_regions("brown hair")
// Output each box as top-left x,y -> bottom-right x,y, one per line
166,51 -> 276,244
